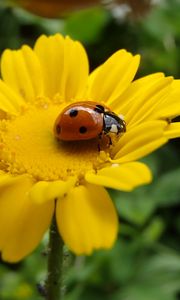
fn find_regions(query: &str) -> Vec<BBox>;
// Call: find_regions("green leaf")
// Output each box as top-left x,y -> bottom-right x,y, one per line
111,186 -> 156,225
152,168 -> 180,206
118,251 -> 180,300
141,217 -> 165,244
64,7 -> 110,43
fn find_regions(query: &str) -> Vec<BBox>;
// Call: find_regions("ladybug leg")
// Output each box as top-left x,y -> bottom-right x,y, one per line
108,135 -> 112,146
98,133 -> 103,152
97,133 -> 112,151
98,143 -> 101,152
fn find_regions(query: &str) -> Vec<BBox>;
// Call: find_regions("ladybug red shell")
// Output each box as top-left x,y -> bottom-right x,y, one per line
54,101 -> 126,141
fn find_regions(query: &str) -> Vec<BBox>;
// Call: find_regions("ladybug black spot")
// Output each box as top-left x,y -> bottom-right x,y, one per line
79,126 -> 87,134
56,124 -> 61,134
69,109 -> 78,117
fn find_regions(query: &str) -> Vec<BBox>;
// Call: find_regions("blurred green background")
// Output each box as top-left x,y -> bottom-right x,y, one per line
0,0 -> 180,299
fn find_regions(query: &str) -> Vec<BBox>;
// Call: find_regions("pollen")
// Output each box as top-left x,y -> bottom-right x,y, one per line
0,104 -> 108,181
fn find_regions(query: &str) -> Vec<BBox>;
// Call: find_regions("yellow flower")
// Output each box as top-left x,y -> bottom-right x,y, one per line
0,34 -> 179,263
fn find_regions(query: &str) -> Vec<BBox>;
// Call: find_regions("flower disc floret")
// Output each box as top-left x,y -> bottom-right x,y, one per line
0,104 -> 103,181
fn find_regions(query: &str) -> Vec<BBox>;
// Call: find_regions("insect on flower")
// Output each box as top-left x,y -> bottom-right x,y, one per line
54,101 -> 126,142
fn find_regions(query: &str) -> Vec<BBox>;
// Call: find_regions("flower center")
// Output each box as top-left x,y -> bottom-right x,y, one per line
0,104 -> 108,181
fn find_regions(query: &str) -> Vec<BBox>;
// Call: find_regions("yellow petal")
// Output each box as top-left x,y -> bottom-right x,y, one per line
111,73 -> 166,113
126,77 -> 172,126
112,120 -> 168,163
56,184 -> 118,255
164,122 -> 180,139
169,79 -> 180,98
85,162 -> 152,191
34,34 -> 89,100
111,73 -> 164,113
63,36 -> 89,100
114,74 -> 172,127
0,80 -> 25,115
1,45 -> 44,102
157,103 -> 180,119
156,79 -> 180,119
0,174 -> 54,262
29,176 -> 77,204
87,49 -> 140,104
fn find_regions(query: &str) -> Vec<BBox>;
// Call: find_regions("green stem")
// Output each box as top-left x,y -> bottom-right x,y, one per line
46,216 -> 64,300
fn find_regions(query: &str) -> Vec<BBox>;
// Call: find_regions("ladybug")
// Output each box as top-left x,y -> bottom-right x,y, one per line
54,101 -> 126,141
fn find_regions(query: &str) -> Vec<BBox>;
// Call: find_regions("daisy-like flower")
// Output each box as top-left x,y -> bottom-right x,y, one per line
0,34 -> 180,263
